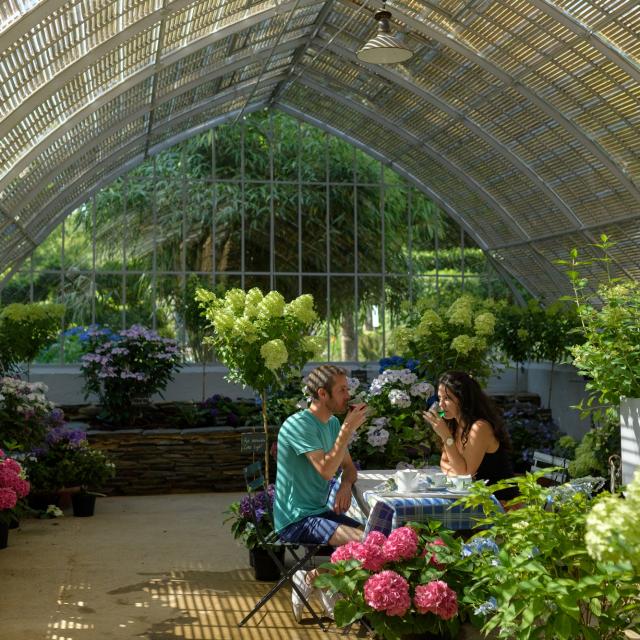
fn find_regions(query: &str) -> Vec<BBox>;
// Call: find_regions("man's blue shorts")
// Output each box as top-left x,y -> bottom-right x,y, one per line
278,511 -> 363,544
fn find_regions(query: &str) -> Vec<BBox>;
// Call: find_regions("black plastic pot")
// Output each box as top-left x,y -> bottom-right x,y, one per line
71,492 -> 97,517
250,546 -> 285,581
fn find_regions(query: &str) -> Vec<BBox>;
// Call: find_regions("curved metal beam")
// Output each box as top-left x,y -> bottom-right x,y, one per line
324,39 -> 584,231
295,74 -> 565,286
10,38 -> 309,213
20,78 -> 283,254
341,0 -> 640,203
0,0 -> 320,139
529,0 -> 640,84
0,0 -> 69,52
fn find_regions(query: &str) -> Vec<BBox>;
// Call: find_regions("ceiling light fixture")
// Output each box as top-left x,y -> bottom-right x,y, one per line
356,7 -> 412,64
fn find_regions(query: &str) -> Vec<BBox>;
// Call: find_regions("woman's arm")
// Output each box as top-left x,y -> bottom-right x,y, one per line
444,420 -> 495,476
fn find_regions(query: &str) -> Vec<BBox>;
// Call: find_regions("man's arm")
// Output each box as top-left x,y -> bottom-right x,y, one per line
305,404 -> 368,480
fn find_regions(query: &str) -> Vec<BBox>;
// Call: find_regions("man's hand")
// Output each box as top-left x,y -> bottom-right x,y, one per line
333,482 -> 353,514
343,402 -> 368,432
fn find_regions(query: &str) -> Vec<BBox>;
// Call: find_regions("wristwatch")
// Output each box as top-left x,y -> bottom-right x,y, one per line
444,437 -> 454,447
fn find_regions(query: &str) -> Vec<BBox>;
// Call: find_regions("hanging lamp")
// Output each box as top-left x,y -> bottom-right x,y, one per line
356,7 -> 412,64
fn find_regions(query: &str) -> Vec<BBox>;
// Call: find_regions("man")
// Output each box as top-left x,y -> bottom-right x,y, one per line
274,364 -> 368,621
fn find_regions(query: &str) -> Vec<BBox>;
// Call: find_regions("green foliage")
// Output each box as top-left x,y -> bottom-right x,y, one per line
459,472 -> 639,639
224,485 -> 275,550
558,235 -> 640,420
63,446 -> 116,492
494,299 -> 581,365
391,293 -> 498,383
568,415 -> 621,479
0,303 -> 65,373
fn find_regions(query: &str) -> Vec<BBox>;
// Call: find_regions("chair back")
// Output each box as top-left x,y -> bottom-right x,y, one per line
243,461 -> 278,548
531,451 -> 569,484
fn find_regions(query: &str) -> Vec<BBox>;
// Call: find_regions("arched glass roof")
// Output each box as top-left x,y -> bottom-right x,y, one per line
1,0 -> 638,299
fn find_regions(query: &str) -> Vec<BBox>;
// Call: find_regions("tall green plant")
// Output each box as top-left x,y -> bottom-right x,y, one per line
558,234 -> 640,420
391,293 -> 497,384
196,287 -> 323,484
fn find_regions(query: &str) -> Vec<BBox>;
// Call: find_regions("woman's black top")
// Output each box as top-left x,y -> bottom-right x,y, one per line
474,445 -> 519,501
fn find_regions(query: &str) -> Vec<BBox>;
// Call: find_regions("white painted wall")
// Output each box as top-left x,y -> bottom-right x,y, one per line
29,360 -> 591,439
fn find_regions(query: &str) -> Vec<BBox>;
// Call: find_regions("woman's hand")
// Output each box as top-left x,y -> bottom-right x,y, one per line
422,410 -> 449,441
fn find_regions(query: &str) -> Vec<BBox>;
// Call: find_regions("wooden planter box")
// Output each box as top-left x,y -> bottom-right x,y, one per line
88,426 -> 277,495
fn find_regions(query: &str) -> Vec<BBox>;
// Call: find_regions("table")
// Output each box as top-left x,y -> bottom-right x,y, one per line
350,469 -> 502,536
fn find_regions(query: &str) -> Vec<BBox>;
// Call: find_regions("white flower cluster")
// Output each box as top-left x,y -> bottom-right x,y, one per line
367,416 -> 390,448
388,389 -> 411,408
0,377 -> 52,414
585,469 -> 640,571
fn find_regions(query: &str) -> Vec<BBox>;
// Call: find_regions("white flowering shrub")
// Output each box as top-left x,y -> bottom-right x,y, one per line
390,293 -> 497,383
196,287 -> 322,483
585,469 -> 640,571
349,368 -> 438,468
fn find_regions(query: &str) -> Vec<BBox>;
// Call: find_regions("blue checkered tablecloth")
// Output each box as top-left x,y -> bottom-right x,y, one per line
327,469 -> 502,536
362,491 -> 501,536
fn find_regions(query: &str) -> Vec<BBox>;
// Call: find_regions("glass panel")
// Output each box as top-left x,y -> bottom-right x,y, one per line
274,184 -> 298,273
385,276 -> 410,326
245,274 -> 271,293
358,276 -> 383,361
94,273 -> 124,330
384,188 -> 408,276
300,185 -> 327,272
0,271 -> 32,305
330,276 -> 356,361
356,149 -> 379,184
329,136 -> 354,184
123,274 -> 156,329
214,123 -> 242,180
62,271 -> 95,326
302,276 -> 328,360
299,123 -> 325,183
329,186 -> 355,273
274,275 -> 300,302
243,115 -> 271,181
245,183 -> 271,273
358,190 -> 382,273
32,223 -> 61,270
183,274 -> 215,364
185,182 -> 215,272
64,207 -> 94,271
155,274 -> 181,339
272,113 -> 298,183
214,182 -> 242,273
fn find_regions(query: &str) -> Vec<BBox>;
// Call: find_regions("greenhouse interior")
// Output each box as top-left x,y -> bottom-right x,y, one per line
0,0 -> 639,638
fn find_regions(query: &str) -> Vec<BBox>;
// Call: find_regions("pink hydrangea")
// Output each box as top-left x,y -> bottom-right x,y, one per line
0,487 -> 17,510
364,570 -> 411,616
414,580 -> 458,620
383,526 -> 419,562
331,540 -> 386,571
364,531 -> 387,547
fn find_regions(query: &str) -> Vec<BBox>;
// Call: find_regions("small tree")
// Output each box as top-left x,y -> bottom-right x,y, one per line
196,287 -> 323,484
0,303 -> 65,376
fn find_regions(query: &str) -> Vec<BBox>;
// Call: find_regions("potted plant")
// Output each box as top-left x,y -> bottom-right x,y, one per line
65,444 -> 116,517
80,324 -> 182,427
457,472 -> 639,638
196,287 -> 323,485
559,235 -> 640,484
0,449 -> 30,549
225,484 -> 284,581
315,523 -> 478,639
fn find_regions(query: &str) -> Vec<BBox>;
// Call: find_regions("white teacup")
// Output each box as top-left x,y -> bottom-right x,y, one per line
395,469 -> 419,492
451,474 -> 473,490
428,472 -> 447,488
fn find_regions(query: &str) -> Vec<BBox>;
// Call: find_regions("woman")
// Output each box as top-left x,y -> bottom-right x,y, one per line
423,370 -> 517,499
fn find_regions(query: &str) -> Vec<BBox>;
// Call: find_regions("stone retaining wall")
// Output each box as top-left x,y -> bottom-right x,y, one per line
88,427 -> 275,495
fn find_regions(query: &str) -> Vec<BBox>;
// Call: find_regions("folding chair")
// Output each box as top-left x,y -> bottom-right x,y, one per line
531,451 -> 570,485
238,461 -> 331,630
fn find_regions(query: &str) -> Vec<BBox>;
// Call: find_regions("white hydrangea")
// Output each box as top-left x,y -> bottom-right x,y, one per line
371,416 -> 389,429
347,377 -> 360,394
224,288 -> 246,315
258,291 -> 285,319
284,294 -> 317,324
410,381 -> 434,397
398,369 -> 417,385
367,427 -> 389,448
585,469 -> 640,571
260,338 -> 288,371
388,389 -> 411,408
